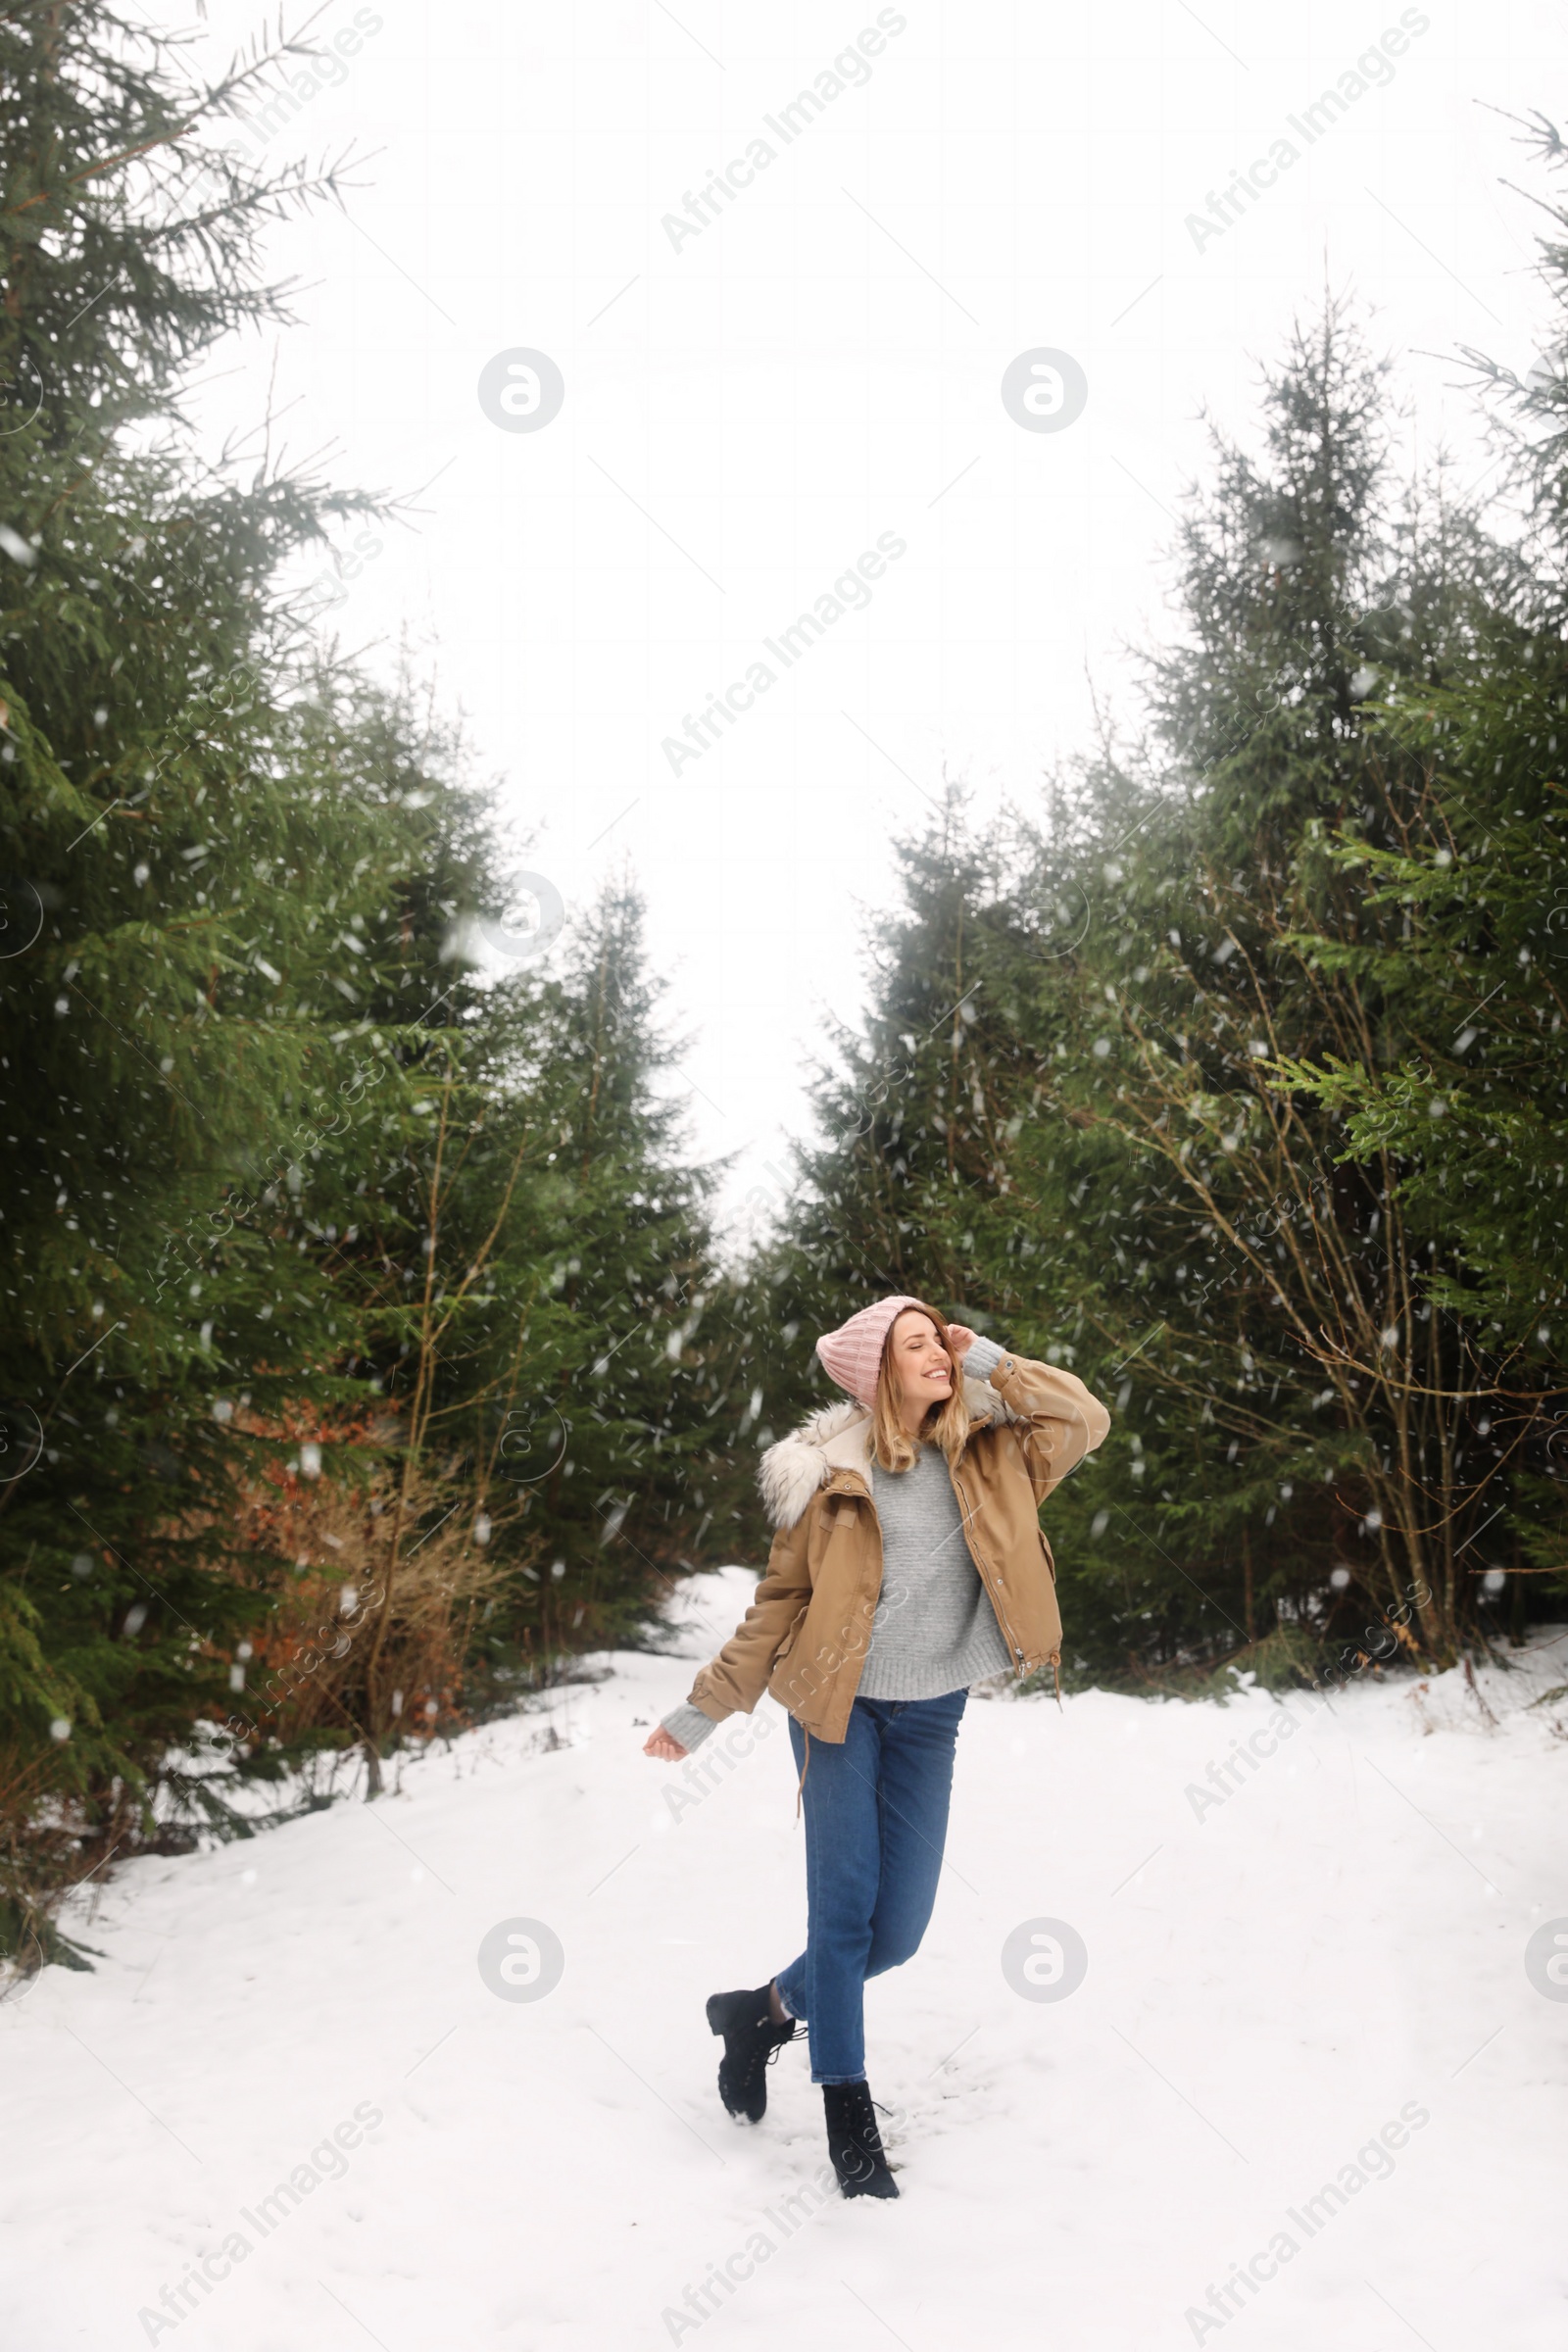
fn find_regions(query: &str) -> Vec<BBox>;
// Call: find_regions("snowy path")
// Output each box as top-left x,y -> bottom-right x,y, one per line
6,1569 -> 1567,2351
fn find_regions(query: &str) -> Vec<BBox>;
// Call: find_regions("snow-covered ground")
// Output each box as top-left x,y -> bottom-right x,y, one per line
6,1568 -> 1567,2351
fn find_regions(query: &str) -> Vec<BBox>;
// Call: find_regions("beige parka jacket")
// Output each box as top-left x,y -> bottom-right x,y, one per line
681,1348 -> 1112,1747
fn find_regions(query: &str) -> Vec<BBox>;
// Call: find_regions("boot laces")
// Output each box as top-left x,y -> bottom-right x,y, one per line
764,2020 -> 801,2068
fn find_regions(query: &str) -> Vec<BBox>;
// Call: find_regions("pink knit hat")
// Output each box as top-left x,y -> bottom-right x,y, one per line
814,1294 -> 933,1409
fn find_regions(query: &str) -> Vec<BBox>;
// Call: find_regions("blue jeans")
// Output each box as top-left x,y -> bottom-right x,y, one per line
773,1689 -> 968,2085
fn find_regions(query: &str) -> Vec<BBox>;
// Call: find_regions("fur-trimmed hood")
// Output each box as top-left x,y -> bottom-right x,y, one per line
757,1375 -> 1022,1531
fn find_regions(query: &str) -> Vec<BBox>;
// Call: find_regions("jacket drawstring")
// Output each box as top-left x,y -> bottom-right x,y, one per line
795,1725 -> 810,1819
1052,1655 -> 1063,1709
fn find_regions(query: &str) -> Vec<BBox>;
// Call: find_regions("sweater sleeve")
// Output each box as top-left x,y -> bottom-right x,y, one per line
659,1700 -> 719,1754
962,1334 -> 1005,1380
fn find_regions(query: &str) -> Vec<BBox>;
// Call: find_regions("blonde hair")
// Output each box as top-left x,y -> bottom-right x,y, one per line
869,1300 -> 971,1474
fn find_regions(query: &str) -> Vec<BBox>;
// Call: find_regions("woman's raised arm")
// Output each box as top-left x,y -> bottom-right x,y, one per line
973,1348 -> 1112,1502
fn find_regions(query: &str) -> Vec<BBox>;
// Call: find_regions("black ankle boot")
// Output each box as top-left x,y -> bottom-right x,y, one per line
822,2080 -> 900,2198
706,1984 -> 799,2123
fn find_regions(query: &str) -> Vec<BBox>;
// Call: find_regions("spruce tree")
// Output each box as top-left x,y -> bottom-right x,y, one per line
0,5 -> 730,1958
747,299 -> 1551,1683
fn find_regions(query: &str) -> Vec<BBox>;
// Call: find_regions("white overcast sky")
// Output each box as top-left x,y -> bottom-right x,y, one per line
168,0 -> 1565,1233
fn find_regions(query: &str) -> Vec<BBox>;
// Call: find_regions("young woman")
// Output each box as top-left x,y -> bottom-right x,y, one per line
642,1295 -> 1111,2198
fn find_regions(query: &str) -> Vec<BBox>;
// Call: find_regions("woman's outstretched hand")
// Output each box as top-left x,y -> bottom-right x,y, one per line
643,1727 -> 689,1761
946,1322 -> 979,1360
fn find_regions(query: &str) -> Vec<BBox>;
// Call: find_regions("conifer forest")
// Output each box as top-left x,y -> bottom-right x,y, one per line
2,10 -> 1565,2347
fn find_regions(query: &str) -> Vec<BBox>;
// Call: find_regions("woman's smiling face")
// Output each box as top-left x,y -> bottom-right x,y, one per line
887,1308 -> 954,1426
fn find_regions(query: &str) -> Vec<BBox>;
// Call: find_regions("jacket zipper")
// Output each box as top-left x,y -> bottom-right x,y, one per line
944,1459 -> 1033,1671
824,1473 -> 880,1739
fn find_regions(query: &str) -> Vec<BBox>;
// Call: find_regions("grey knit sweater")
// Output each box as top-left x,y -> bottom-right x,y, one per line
660,1335 -> 1013,1753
